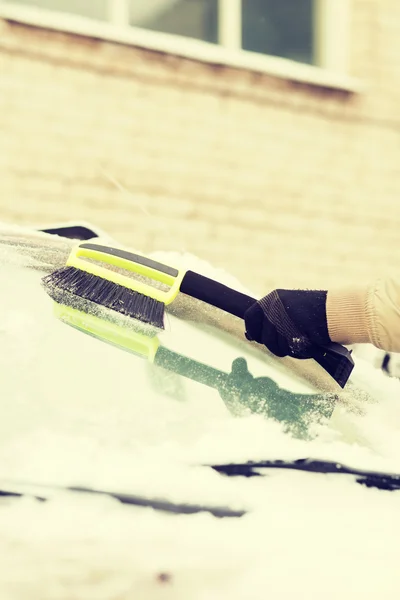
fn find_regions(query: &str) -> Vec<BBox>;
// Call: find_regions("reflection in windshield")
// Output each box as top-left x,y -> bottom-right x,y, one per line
41,266 -> 337,439
159,353 -> 336,439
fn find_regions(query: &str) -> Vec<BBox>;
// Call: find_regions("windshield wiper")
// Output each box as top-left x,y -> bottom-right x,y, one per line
0,481 -> 244,519
211,458 -> 400,492
2,458 -> 398,522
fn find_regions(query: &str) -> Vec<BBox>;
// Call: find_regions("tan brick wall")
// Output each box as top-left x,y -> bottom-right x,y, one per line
0,0 -> 399,294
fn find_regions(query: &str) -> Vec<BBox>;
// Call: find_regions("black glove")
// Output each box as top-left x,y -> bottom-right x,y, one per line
244,289 -> 331,359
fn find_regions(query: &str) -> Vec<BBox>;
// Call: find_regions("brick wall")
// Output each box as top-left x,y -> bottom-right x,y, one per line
0,0 -> 399,294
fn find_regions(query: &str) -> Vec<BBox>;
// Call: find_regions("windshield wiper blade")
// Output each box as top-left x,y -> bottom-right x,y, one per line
2,458 -> 399,520
0,481 -> 245,519
211,458 -> 400,492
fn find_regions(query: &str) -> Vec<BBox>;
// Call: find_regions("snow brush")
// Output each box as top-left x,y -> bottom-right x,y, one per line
42,242 -> 354,388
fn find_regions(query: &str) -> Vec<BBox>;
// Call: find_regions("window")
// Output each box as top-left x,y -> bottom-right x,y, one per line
3,0 -> 110,21
0,0 -> 350,75
129,0 -> 219,45
242,0 -> 314,65
129,0 -> 316,64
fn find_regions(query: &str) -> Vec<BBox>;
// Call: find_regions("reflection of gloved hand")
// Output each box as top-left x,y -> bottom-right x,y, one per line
218,358 -> 335,436
244,289 -> 331,359
218,357 -> 278,412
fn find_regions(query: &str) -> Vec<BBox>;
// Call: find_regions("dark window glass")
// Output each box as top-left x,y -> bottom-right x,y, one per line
242,0 -> 315,65
4,0 -> 109,20
130,0 -> 219,44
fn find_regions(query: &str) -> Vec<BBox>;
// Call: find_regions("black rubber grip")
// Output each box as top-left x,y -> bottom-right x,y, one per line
80,244 -> 179,277
180,271 -> 255,318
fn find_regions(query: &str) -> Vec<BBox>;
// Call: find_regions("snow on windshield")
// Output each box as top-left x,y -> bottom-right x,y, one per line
1,233 -> 400,599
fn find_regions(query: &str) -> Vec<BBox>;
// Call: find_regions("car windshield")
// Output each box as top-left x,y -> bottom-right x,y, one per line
0,226 -> 396,471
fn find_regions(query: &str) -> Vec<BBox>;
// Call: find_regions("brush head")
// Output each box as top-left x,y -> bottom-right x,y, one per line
41,241 -> 186,329
42,266 -> 166,329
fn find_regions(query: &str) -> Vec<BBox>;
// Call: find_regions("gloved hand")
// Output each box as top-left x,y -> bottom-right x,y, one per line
244,289 -> 331,359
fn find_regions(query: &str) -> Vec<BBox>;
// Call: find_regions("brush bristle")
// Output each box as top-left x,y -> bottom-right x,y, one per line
42,266 -> 165,329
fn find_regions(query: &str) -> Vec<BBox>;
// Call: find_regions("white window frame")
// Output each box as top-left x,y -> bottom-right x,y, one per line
0,0 -> 361,92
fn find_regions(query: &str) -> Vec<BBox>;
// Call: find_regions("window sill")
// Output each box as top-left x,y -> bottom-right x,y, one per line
0,2 -> 363,93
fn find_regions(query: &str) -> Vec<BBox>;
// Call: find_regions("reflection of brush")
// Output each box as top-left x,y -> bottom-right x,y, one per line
50,300 -> 336,436
42,242 -> 354,387
52,299 -> 227,390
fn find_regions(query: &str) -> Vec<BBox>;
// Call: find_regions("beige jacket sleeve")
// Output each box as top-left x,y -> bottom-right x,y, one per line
326,277 -> 400,352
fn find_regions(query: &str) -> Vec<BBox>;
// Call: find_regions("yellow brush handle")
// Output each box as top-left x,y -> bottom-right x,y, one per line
54,303 -> 160,361
67,243 -> 185,304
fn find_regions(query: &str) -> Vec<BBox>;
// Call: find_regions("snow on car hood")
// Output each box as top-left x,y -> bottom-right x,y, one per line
1,224 -> 400,599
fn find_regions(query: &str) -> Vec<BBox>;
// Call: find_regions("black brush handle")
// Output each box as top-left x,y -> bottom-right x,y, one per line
180,270 -> 255,318
180,271 -> 354,388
